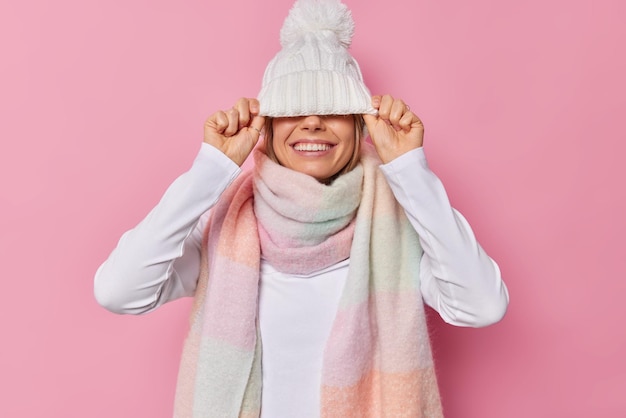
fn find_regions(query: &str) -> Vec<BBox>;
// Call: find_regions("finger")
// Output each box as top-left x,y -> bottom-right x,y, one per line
234,97 -> 252,129
209,111 -> 229,134
378,94 -> 395,124
370,95 -> 382,110
249,98 -> 261,116
398,111 -> 414,132
362,113 -> 378,133
249,115 -> 266,137
389,99 -> 408,130
412,113 -> 425,134
224,108 -> 240,136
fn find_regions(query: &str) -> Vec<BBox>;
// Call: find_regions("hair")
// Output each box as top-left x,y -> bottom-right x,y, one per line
263,115 -> 365,184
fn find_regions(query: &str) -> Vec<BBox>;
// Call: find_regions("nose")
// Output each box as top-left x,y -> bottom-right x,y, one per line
299,115 -> 325,131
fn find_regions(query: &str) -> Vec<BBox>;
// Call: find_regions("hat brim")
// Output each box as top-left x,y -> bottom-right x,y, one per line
257,70 -> 378,117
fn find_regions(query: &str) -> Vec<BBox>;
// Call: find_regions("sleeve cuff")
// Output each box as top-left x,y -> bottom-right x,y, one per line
195,142 -> 242,177
380,147 -> 428,178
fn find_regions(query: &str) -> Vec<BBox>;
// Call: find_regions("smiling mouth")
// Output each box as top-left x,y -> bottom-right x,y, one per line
292,143 -> 333,152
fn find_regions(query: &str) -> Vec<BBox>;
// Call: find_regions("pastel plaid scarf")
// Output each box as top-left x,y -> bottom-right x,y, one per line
174,143 -> 443,417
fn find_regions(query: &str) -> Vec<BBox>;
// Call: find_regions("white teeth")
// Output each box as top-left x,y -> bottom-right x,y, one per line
294,143 -> 332,152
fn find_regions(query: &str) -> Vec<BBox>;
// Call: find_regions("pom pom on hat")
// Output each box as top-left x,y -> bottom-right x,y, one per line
258,0 -> 376,117
280,0 -> 355,48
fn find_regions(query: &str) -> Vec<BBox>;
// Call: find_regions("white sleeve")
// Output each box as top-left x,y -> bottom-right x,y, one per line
94,143 -> 241,315
380,147 -> 509,327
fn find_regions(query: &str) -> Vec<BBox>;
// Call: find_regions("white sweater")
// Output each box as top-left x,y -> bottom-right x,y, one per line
94,143 -> 509,417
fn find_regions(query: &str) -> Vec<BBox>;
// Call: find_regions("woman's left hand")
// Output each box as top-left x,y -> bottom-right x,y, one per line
363,95 -> 424,164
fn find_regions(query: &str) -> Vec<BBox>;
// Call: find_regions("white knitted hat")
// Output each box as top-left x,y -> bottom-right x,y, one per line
257,0 -> 377,117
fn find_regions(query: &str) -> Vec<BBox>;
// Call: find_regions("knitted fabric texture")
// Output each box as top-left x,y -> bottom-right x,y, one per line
173,143 -> 443,417
257,0 -> 377,117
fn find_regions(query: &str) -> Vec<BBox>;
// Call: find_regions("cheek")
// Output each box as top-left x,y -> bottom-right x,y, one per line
272,122 -> 294,146
332,118 -> 357,139
340,141 -> 356,165
336,126 -> 357,157
270,123 -> 293,164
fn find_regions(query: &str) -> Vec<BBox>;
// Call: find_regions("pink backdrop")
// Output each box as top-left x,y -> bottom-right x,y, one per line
1,0 -> 625,416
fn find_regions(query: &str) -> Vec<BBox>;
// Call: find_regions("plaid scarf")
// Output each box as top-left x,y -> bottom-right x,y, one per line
174,143 -> 442,417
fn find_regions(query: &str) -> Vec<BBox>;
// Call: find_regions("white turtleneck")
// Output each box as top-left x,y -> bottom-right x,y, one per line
94,143 -> 508,417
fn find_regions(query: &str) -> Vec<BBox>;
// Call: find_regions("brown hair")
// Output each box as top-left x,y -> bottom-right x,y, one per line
263,115 -> 365,183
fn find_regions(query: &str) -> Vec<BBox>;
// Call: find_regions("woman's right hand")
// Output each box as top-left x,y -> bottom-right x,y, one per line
203,98 -> 266,166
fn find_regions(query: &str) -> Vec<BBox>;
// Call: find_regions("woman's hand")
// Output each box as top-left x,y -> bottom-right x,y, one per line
363,95 -> 424,164
203,98 -> 266,166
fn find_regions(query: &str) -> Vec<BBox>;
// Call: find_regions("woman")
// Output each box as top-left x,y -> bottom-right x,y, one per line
95,0 -> 509,417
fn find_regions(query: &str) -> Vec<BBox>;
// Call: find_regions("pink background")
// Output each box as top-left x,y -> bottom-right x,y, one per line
1,0 -> 625,416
